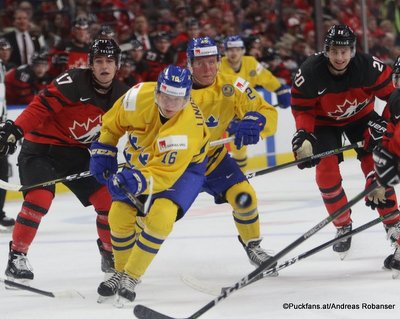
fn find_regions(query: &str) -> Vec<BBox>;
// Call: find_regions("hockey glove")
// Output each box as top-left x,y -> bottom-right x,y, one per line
89,141 -> 118,185
373,146 -> 400,188
364,171 -> 396,210
363,118 -> 387,152
107,168 -> 147,202
291,129 -> 319,169
0,120 -> 24,156
226,118 -> 240,136
51,52 -> 69,65
234,112 -> 266,150
275,84 -> 291,108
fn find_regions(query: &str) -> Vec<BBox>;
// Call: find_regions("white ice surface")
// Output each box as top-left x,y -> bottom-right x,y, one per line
1,157 -> 400,319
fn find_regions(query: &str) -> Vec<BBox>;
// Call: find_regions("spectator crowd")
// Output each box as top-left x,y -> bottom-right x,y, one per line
1,0 -> 400,105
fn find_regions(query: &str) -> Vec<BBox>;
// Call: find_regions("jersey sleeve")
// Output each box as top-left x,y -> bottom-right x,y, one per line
233,77 -> 278,138
290,58 -> 318,132
362,54 -> 394,101
253,59 -> 281,92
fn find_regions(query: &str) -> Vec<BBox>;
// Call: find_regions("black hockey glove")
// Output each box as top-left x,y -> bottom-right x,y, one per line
0,120 -> 24,156
291,129 -> 319,169
363,118 -> 387,152
51,52 -> 69,65
364,171 -> 396,210
373,146 -> 400,188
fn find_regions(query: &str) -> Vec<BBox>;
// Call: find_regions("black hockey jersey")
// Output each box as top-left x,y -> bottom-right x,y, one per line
291,52 -> 394,132
15,68 -> 129,147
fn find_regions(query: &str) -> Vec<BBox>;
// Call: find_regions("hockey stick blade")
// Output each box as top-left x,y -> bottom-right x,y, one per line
133,181 -> 378,319
0,277 -> 85,298
245,141 -> 363,179
183,208 -> 400,296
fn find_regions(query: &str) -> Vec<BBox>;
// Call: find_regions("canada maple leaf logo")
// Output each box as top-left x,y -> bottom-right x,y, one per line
69,115 -> 102,144
328,98 -> 370,120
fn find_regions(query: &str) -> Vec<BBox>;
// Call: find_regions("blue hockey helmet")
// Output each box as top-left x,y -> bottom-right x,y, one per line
324,25 -> 356,58
187,37 -> 220,63
223,35 -> 245,50
156,65 -> 192,100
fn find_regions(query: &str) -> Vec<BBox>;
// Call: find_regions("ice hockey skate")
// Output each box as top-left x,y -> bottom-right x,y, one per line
97,270 -> 122,303
383,221 -> 400,278
332,223 -> 352,260
383,246 -> 400,279
238,236 -> 278,275
5,242 -> 34,286
114,272 -> 140,308
0,211 -> 15,232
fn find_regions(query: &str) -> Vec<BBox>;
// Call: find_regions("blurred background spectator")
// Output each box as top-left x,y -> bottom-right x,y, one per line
0,0 -> 399,92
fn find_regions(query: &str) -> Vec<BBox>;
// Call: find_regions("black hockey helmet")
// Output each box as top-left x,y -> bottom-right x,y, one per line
392,56 -> 400,88
0,37 -> 11,50
31,51 -> 49,65
324,25 -> 356,58
73,17 -> 89,30
261,47 -> 279,62
88,38 -> 121,67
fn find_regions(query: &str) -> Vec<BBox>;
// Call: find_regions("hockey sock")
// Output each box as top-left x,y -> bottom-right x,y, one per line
319,182 -> 351,227
124,198 -> 178,279
12,189 -> 53,253
226,181 -> 260,242
90,186 -> 112,251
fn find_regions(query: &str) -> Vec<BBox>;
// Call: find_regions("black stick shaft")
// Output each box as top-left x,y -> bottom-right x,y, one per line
133,181 -> 378,319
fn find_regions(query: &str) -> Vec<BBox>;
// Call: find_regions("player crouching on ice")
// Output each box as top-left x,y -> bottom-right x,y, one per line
89,65 -> 210,305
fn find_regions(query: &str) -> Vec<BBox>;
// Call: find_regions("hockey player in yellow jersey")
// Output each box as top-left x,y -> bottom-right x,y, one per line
89,65 -> 209,304
187,36 -> 278,270
220,35 -> 291,171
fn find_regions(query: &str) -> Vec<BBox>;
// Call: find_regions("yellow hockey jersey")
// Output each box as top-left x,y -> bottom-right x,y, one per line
220,55 -> 281,92
191,72 -> 278,173
99,82 -> 210,194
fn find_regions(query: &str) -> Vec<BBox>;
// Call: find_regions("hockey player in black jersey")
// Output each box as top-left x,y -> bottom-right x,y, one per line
1,38 -> 129,284
291,25 -> 400,268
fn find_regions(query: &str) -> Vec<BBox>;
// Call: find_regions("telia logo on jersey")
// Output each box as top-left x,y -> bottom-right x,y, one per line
234,77 -> 249,93
328,98 -> 370,120
69,115 -> 102,144
193,46 -> 218,57
157,135 -> 188,153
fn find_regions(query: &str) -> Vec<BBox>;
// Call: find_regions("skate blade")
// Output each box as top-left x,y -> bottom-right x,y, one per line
113,295 -> 134,308
337,251 -> 349,260
265,270 -> 279,277
392,269 -> 400,279
0,225 -> 14,233
97,295 -> 116,304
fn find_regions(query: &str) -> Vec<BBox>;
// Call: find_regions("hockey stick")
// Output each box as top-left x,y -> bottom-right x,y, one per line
133,181 -> 379,319
182,208 -> 400,296
118,176 -> 154,215
0,138 -> 232,193
0,277 -> 85,298
244,141 -> 363,179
